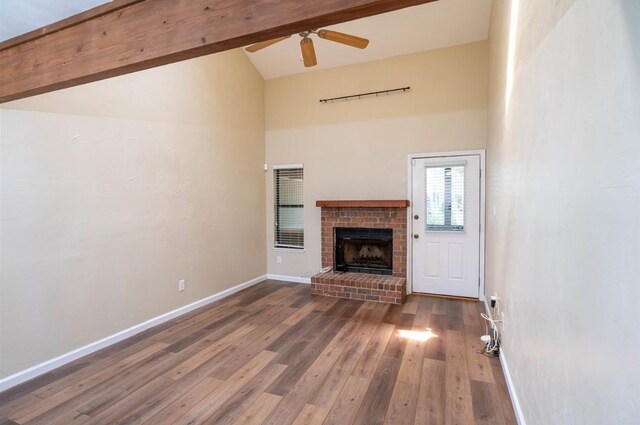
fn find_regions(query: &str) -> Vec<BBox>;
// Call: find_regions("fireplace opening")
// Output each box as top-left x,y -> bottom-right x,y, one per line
334,227 -> 393,275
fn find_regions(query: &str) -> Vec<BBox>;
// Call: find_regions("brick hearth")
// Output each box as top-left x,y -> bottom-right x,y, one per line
311,202 -> 408,305
311,272 -> 406,304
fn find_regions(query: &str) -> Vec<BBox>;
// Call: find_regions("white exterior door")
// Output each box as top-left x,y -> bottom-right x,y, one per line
411,155 -> 481,298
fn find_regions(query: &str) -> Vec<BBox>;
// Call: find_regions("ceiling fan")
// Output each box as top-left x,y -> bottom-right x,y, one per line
245,29 -> 369,67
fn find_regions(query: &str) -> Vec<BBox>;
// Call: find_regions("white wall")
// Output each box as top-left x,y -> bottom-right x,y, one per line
265,42 -> 489,278
0,49 -> 266,378
486,1 -> 640,424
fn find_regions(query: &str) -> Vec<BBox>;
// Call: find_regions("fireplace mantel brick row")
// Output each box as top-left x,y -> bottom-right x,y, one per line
312,204 -> 408,305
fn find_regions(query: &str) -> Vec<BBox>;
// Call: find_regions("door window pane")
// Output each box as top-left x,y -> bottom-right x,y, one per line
425,165 -> 465,231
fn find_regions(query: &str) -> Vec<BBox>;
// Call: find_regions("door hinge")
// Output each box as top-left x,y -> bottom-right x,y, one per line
412,159 -> 416,166
479,169 -> 482,178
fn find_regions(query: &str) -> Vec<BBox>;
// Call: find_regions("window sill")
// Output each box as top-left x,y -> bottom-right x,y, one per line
273,247 -> 306,253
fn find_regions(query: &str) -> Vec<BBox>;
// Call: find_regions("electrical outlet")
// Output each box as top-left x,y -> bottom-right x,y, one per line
178,279 -> 185,292
501,311 -> 505,331
276,256 -> 282,264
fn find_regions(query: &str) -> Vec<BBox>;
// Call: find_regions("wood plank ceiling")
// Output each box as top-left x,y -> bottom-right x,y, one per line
0,0 -> 437,103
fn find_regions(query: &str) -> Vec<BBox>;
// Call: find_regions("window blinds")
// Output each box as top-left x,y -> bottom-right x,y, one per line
274,167 -> 304,249
425,165 -> 465,231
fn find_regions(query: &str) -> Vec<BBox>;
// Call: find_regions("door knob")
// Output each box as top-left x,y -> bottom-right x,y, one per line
413,234 -> 419,239
414,214 -> 419,220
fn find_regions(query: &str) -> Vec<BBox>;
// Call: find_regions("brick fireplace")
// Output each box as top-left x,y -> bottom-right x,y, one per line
311,200 -> 409,304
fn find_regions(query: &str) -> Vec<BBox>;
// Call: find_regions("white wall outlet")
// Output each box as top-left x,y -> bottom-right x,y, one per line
178,279 -> 185,291
276,255 -> 282,264
264,163 -> 268,171
501,311 -> 505,331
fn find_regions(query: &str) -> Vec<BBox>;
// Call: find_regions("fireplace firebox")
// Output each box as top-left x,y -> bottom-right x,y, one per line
334,227 -> 393,275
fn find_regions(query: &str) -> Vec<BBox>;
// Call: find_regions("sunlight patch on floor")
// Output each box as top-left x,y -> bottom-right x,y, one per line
397,328 -> 438,342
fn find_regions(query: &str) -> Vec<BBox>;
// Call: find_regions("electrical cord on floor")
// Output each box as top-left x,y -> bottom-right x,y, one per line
475,348 -> 498,358
480,312 -> 502,356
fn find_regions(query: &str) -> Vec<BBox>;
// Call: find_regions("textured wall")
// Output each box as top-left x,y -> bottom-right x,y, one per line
265,42 -> 489,278
0,49 -> 266,378
486,1 -> 640,423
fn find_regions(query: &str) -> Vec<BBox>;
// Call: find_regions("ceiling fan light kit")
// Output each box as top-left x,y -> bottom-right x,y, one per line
245,29 -> 370,68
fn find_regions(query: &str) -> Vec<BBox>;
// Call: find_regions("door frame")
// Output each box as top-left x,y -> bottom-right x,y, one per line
406,149 -> 486,300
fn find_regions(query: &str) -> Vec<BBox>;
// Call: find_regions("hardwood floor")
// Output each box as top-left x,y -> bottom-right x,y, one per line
0,280 -> 517,425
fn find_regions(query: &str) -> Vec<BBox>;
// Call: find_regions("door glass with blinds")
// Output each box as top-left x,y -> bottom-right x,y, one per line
274,166 -> 304,249
425,163 -> 465,231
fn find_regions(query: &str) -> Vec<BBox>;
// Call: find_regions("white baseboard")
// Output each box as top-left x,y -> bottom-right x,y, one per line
498,345 -> 527,425
0,274 -> 267,393
266,274 -> 311,284
483,300 -> 527,425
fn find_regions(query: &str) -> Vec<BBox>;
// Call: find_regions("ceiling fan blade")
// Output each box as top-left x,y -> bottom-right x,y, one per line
245,35 -> 290,53
300,37 -> 317,67
317,30 -> 369,49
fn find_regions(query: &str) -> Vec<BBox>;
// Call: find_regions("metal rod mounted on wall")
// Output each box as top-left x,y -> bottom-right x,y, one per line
319,86 -> 410,103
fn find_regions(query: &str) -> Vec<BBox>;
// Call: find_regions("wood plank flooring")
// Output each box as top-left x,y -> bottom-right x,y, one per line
0,280 -> 517,425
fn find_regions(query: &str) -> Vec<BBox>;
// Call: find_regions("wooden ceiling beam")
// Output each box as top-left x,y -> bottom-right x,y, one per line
0,0 -> 437,103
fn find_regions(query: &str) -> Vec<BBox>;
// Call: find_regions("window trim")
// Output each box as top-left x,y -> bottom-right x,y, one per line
273,163 -> 304,170
273,164 -> 304,250
425,164 -> 466,232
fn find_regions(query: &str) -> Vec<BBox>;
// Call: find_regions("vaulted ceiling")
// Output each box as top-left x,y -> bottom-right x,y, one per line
0,0 -> 492,102
2,0 -> 492,80
0,0 -> 110,42
244,0 -> 493,79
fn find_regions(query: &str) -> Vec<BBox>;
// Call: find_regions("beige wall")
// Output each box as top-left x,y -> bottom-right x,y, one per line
486,1 -> 640,424
265,42 -> 489,278
0,49 -> 266,378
